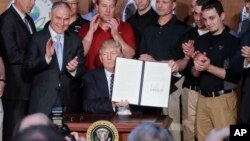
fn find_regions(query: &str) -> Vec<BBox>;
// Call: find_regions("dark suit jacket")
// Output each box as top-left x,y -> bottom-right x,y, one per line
82,68 -> 114,114
24,28 -> 85,115
240,31 -> 250,124
0,5 -> 36,100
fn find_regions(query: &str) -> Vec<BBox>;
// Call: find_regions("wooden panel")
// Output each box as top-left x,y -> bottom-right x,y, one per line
79,0 -> 91,15
175,0 -> 244,32
64,114 -> 173,141
221,0 -> 244,32
0,0 -> 8,14
0,0 -> 243,31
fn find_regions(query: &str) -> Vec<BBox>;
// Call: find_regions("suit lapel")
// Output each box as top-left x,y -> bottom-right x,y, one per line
62,31 -> 71,71
9,6 -> 32,35
99,69 -> 110,97
26,14 -> 36,33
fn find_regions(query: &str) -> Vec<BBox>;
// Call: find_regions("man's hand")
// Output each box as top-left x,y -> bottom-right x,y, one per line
45,38 -> 54,59
89,15 -> 100,33
182,40 -> 195,59
107,18 -> 120,38
66,56 -> 78,72
0,81 -> 5,97
168,60 -> 179,73
242,46 -> 250,64
193,51 -> 210,71
139,54 -> 156,62
113,100 -> 129,107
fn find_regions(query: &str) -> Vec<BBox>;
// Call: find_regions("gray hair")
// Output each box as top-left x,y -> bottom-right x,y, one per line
51,1 -> 70,12
99,40 -> 122,55
128,123 -> 173,141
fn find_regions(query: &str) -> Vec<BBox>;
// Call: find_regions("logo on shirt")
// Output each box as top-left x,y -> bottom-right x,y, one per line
218,45 -> 224,50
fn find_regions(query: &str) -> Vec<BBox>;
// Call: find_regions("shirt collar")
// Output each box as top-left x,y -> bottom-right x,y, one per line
104,69 -> 113,78
157,15 -> 177,27
48,25 -> 64,42
12,4 -> 26,21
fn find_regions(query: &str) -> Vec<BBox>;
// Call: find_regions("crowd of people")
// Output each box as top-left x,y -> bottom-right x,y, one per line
0,0 -> 250,141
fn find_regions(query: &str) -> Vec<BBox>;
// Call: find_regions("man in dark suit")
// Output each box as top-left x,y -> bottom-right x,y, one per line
24,1 -> 84,116
0,51 -> 5,141
0,0 -> 36,140
240,31 -> 250,125
82,40 -> 130,114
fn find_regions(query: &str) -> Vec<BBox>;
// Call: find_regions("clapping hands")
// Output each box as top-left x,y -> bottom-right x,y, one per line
192,51 -> 210,71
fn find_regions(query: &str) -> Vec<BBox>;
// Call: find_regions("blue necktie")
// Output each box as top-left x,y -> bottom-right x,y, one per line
55,35 -> 63,70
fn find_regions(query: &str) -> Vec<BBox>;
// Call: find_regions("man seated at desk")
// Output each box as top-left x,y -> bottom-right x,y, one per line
82,40 -> 131,115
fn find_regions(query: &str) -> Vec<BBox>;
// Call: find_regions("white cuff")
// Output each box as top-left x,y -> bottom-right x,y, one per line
45,55 -> 52,64
69,70 -> 77,77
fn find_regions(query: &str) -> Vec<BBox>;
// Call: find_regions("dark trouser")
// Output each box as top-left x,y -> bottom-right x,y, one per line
2,99 -> 28,141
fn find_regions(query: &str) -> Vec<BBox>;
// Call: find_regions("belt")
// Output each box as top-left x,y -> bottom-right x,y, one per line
200,89 -> 234,97
189,85 -> 200,91
184,85 -> 200,91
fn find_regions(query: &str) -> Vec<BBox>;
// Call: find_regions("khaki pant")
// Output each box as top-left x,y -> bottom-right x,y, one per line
182,87 -> 199,141
163,77 -> 184,141
196,92 -> 237,141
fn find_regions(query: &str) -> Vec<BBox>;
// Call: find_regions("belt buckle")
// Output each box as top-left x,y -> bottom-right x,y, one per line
217,90 -> 225,95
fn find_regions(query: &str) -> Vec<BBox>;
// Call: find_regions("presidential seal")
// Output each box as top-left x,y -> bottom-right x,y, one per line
86,120 -> 119,141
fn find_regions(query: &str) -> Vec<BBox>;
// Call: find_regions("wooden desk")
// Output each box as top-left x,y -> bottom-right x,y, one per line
64,114 -> 172,141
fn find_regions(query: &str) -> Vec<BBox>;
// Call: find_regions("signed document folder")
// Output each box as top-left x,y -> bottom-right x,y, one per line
112,58 -> 171,108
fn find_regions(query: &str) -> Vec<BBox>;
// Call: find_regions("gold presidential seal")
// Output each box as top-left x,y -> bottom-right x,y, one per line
86,120 -> 119,141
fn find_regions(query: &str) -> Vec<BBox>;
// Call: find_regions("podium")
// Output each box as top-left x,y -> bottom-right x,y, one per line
64,114 -> 172,141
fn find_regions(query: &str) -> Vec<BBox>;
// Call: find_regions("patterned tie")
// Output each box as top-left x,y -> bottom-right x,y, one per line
55,35 -> 63,70
24,16 -> 32,34
110,74 -> 114,99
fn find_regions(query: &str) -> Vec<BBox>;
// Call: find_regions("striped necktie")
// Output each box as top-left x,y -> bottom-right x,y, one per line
24,16 -> 32,34
110,74 -> 114,99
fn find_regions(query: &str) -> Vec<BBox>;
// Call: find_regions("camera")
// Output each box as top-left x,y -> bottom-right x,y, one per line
51,107 -> 76,141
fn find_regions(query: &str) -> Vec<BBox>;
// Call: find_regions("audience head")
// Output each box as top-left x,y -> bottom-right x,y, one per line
50,1 -> 71,34
201,0 -> 224,35
99,40 -> 121,73
14,0 -> 35,14
62,0 -> 80,17
96,0 -> 117,5
202,0 -> 224,16
14,113 -> 52,134
191,0 -> 197,12
96,0 -> 117,22
128,123 -> 173,141
12,125 -> 65,141
156,0 -> 176,17
193,0 -> 209,29
245,0 -> 250,14
134,0 -> 152,13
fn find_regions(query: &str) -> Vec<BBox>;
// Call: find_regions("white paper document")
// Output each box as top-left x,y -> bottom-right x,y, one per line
112,58 -> 171,108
